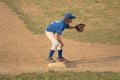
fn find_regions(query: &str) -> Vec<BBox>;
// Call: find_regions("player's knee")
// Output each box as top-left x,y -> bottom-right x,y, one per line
53,42 -> 59,47
57,47 -> 63,50
51,42 -> 59,50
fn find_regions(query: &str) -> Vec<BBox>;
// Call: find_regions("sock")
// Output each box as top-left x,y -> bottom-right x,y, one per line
48,50 -> 55,58
58,50 -> 62,58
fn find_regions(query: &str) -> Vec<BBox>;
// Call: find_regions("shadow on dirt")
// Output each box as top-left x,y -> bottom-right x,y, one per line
65,56 -> 120,68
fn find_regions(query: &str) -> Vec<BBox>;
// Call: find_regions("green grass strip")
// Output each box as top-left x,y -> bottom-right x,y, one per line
0,71 -> 120,80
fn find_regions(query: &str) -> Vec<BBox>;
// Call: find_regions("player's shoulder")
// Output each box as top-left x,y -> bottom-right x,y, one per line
53,20 -> 64,25
54,20 -> 63,23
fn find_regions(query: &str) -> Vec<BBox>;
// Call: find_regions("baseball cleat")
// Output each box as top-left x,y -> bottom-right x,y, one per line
47,57 -> 56,63
57,57 -> 69,63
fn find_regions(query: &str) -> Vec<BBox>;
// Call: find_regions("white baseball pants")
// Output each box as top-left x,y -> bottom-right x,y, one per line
45,31 -> 62,50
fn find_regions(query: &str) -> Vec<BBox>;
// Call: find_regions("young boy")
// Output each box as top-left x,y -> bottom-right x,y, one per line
45,13 -> 76,63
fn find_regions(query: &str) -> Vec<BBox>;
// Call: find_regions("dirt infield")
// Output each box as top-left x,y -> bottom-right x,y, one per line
0,2 -> 120,74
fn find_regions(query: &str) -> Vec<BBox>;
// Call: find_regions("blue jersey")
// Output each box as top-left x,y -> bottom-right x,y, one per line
46,20 -> 69,35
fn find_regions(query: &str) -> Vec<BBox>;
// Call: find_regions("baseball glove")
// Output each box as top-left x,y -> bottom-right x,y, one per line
75,23 -> 86,32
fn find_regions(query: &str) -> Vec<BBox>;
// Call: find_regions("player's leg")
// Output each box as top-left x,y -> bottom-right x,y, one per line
57,42 -> 68,62
45,31 -> 59,62
57,43 -> 63,59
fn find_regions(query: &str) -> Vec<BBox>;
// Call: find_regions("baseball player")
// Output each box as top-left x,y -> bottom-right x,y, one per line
45,13 -> 76,63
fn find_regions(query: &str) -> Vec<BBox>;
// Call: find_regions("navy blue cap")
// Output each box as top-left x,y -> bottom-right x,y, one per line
64,13 -> 76,20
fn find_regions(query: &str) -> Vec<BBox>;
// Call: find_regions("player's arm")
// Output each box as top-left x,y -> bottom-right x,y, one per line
67,26 -> 76,29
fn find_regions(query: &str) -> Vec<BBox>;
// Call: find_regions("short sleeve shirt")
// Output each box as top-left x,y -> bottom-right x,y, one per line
46,20 -> 69,35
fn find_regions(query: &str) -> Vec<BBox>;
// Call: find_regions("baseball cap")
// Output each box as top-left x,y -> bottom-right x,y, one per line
64,13 -> 76,20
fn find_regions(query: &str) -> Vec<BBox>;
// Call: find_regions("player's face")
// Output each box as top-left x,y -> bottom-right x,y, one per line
66,19 -> 72,24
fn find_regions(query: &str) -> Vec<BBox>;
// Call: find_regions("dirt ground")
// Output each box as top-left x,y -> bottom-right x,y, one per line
0,2 -> 120,75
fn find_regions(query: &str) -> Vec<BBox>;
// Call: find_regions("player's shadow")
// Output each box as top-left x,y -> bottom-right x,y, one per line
65,56 -> 120,68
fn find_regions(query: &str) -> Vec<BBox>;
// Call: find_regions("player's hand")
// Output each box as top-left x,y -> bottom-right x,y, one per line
75,23 -> 86,32
60,41 -> 64,48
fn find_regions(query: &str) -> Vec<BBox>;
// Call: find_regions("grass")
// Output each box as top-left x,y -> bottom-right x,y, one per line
0,71 -> 120,80
0,1 -> 120,79
1,0 -> 120,45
